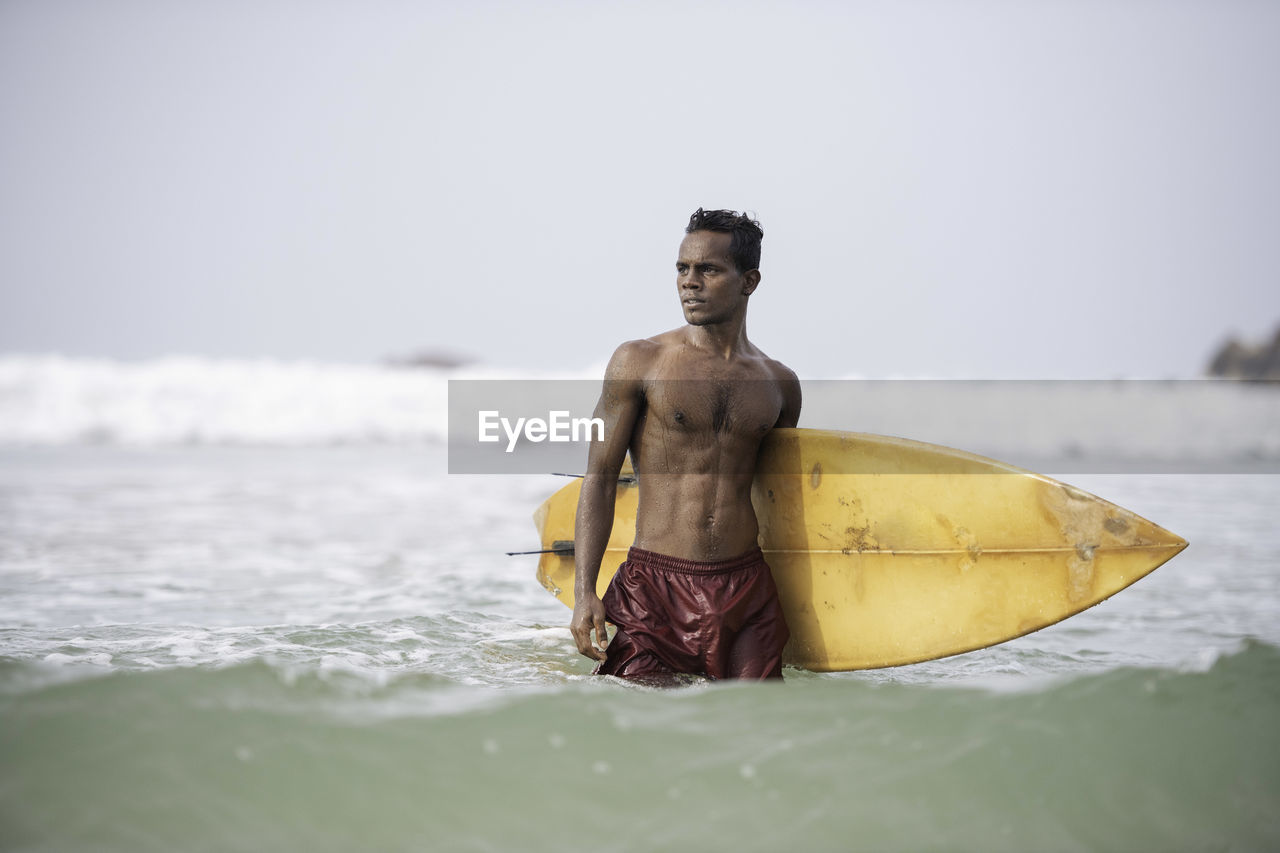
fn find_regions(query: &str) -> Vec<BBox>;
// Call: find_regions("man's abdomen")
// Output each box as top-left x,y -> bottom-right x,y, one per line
632,476 -> 760,561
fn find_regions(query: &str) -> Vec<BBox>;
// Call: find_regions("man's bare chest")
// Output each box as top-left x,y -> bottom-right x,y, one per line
642,372 -> 782,437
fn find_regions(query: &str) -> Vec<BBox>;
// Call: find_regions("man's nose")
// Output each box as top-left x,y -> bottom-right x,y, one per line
681,272 -> 703,288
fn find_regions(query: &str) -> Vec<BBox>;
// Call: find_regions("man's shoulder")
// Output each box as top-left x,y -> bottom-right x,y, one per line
605,329 -> 685,371
603,335 -> 666,381
749,345 -> 799,385
751,350 -> 801,426
608,336 -> 660,362
770,359 -> 801,387
645,327 -> 691,350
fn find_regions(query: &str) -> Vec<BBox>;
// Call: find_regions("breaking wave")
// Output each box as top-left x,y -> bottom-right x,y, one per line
2,355 -> 1278,465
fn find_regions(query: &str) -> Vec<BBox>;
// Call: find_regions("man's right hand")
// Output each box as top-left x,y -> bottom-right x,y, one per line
570,593 -> 610,662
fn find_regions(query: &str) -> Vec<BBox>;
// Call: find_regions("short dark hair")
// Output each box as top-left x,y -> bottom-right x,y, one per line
685,208 -> 763,273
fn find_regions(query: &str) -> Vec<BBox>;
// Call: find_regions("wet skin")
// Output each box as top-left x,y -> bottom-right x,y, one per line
569,230 -> 801,662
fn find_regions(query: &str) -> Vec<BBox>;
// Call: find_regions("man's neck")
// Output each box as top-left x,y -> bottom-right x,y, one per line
684,315 -> 750,360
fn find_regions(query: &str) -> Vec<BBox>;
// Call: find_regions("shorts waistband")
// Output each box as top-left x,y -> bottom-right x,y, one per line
625,545 -> 765,576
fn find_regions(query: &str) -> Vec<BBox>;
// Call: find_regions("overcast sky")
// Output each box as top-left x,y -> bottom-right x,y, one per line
2,0 -> 1277,378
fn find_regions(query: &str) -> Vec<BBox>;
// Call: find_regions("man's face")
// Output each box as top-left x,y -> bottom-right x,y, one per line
676,230 -> 758,326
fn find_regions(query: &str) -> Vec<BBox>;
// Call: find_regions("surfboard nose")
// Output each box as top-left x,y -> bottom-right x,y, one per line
1149,522 -> 1189,562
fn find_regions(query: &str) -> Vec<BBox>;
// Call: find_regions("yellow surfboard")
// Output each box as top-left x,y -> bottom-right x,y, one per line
533,428 -> 1187,672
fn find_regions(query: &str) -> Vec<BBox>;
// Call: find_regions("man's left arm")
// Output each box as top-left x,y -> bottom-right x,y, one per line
775,365 -> 802,429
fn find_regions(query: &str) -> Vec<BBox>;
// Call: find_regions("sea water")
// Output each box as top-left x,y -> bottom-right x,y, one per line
1,358 -> 1278,851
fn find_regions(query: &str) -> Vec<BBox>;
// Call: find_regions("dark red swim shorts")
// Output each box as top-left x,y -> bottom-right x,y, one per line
596,546 -> 790,682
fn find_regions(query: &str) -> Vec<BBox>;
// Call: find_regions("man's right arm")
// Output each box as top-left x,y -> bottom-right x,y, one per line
569,341 -> 647,662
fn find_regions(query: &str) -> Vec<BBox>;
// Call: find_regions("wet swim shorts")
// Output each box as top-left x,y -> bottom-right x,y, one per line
596,546 -> 790,682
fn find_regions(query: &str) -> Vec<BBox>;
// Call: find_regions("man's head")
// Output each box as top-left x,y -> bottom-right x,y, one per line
677,209 -> 763,327
684,208 -> 763,274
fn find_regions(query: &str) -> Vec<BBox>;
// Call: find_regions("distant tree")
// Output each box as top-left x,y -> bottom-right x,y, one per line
1207,325 -> 1280,380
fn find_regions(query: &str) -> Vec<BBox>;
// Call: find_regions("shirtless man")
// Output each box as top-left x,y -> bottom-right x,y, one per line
569,209 -> 802,681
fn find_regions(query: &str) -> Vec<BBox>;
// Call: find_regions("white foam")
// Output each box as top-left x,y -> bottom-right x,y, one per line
1,354 -> 1276,461
0,354 -> 451,446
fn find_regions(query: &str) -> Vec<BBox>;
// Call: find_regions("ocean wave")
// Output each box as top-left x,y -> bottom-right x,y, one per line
0,354 -> 453,446
2,355 -> 1279,461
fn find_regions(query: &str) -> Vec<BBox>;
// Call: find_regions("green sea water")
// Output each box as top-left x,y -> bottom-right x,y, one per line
2,642 -> 1278,852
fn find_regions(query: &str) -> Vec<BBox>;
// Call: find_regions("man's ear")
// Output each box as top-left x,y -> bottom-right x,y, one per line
743,269 -> 761,295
